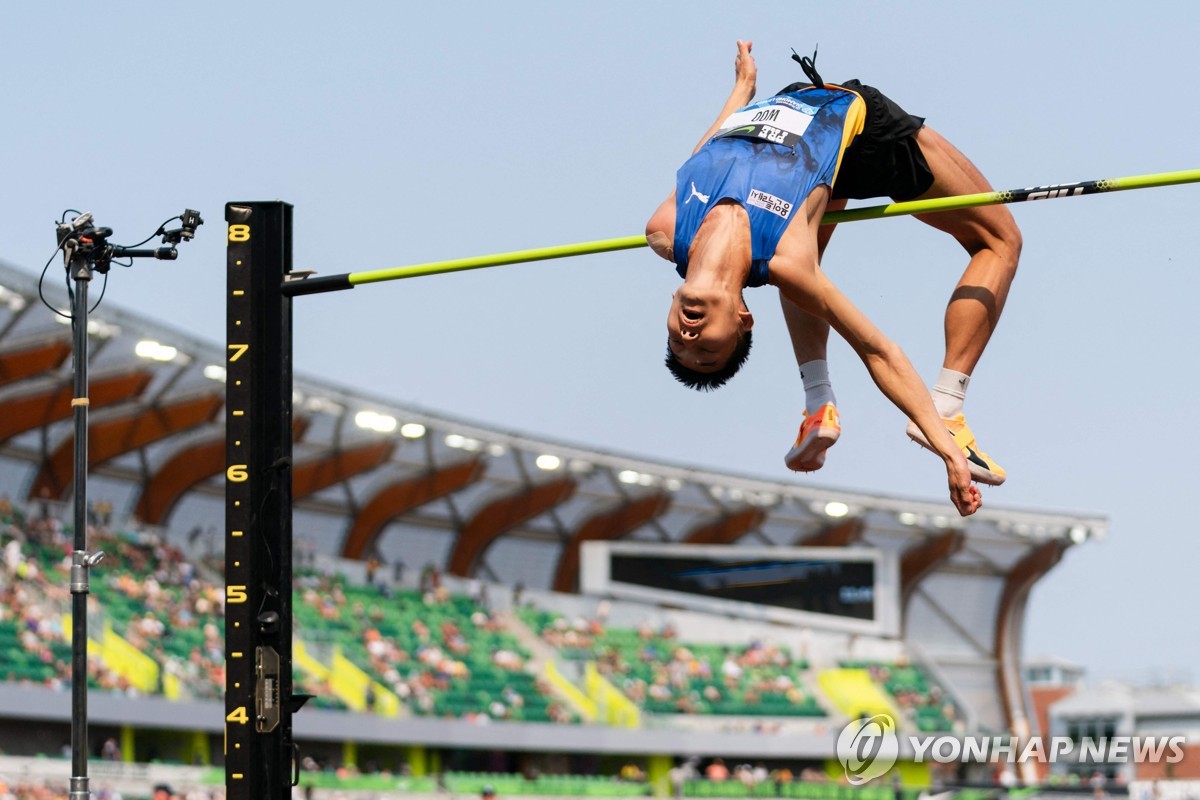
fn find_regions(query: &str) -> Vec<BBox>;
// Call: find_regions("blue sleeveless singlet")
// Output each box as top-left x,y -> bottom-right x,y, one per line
673,86 -> 865,286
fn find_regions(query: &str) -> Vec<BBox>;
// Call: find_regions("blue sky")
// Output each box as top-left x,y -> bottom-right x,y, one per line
2,2 -> 1197,682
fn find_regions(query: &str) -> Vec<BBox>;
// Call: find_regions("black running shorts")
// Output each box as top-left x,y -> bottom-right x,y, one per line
776,79 -> 934,201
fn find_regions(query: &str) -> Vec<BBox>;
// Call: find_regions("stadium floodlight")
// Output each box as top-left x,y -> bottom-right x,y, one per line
460,437 -> 482,452
61,316 -> 121,337
823,501 -> 851,518
568,459 -> 593,474
203,365 -> 227,383
752,491 -> 779,507
637,472 -> 656,487
88,319 -> 120,338
1069,525 -> 1089,544
0,285 -> 26,311
354,410 -> 397,433
486,443 -> 507,457
134,339 -> 178,362
444,434 -> 466,449
304,396 -> 343,414
535,454 -> 562,470
1,292 -> 25,311
617,469 -> 640,484
399,422 -> 426,439
664,478 -> 683,492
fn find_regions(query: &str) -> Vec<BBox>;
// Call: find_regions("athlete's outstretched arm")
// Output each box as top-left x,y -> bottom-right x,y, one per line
647,41 -> 757,263
771,248 -> 981,516
691,40 -> 757,154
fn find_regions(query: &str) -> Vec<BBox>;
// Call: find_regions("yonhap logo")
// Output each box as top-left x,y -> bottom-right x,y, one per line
834,715 -> 1183,783
836,714 -> 899,785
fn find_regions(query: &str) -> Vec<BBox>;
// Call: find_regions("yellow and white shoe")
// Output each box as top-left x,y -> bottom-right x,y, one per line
906,414 -> 1005,486
785,403 -> 841,473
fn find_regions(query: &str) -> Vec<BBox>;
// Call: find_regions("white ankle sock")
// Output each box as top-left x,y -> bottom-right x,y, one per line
799,360 -> 836,412
931,368 -> 970,418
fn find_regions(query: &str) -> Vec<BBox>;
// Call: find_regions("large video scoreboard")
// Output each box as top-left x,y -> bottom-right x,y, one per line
580,541 -> 899,636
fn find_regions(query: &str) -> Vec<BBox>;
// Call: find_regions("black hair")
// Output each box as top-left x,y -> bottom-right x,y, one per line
664,330 -> 752,391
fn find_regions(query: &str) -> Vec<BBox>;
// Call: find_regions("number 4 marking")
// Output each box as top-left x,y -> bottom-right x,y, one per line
228,344 -> 249,362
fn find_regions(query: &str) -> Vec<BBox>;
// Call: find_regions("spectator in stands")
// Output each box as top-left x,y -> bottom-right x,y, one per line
492,648 -> 524,670
620,762 -> 646,782
669,758 -> 697,799
100,737 -> 121,761
705,759 -> 729,782
720,652 -> 743,687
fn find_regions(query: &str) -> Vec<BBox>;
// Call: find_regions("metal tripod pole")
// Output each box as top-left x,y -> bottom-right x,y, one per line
67,254 -> 102,800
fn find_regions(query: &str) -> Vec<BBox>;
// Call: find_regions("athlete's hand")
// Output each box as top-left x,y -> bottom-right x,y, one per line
735,40 -> 756,100
947,456 -> 982,517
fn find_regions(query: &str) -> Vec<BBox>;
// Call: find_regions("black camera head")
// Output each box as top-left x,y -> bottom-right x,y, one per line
162,209 -> 204,245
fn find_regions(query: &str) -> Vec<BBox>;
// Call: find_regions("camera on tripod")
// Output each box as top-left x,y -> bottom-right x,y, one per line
55,209 -> 203,273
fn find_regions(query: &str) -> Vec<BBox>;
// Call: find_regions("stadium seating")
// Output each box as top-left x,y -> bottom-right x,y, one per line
841,660 -> 956,731
1,509 -> 574,722
0,501 -> 961,738
294,574 -> 570,722
522,608 -> 825,717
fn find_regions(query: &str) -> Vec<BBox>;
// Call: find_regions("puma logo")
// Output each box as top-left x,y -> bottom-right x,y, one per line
685,181 -> 710,205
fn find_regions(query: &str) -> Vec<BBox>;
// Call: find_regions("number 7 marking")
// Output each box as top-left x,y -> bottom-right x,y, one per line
228,344 -> 249,362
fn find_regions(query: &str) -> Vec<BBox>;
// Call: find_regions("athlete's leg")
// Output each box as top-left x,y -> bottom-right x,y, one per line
779,197 -> 845,367
909,127 -> 1023,376
905,127 -> 1018,485
782,198 -> 845,472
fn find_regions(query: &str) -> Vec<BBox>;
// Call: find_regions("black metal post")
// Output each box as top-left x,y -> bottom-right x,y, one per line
224,202 -> 297,800
67,254 -> 103,800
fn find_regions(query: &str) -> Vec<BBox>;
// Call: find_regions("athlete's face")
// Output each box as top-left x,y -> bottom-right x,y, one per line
666,286 -> 753,371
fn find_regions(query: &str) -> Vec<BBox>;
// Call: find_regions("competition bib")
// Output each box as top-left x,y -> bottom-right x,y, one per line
712,102 -> 815,147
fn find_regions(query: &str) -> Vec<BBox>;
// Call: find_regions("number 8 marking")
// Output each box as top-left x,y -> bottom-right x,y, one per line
228,224 -> 251,242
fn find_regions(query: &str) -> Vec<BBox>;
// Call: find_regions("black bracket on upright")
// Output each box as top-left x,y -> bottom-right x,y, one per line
224,202 -> 298,800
